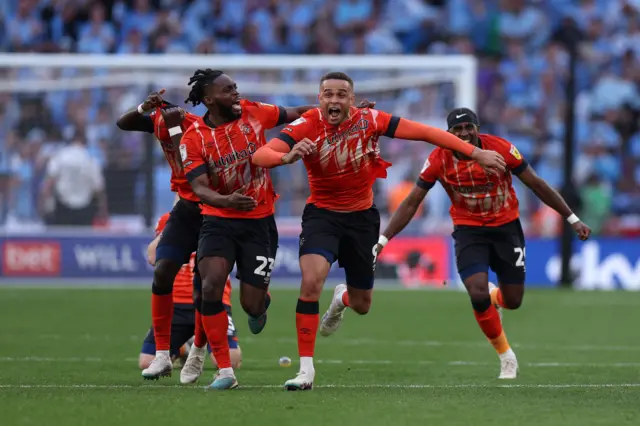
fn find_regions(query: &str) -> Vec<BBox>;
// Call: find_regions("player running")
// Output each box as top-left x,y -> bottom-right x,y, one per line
179,69 -> 377,390
252,72 -> 506,390
117,91 -> 209,380
377,108 -> 591,379
141,212 -> 242,383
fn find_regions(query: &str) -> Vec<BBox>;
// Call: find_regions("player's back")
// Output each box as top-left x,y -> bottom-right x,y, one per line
151,110 -> 203,202
419,134 -> 525,227
285,107 -> 393,211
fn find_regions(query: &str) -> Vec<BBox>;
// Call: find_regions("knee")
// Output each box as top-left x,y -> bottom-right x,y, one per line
153,259 -> 180,293
300,273 -> 325,300
240,294 -> 264,318
201,274 -> 227,301
502,292 -> 523,310
348,293 -> 372,315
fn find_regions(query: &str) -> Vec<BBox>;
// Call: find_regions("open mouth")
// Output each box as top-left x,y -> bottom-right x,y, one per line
231,99 -> 242,115
328,107 -> 341,120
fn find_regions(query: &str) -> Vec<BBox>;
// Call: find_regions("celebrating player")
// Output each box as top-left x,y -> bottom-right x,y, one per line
117,92 -> 208,380
179,69 -> 370,390
252,72 -> 506,390
140,212 -> 241,383
377,108 -> 591,379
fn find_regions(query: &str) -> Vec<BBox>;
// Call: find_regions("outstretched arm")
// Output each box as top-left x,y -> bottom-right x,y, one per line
393,118 -> 506,173
394,118 -> 476,157
252,139 -> 291,168
517,165 -> 591,240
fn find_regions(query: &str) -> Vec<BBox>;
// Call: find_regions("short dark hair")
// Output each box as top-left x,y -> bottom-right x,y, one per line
320,72 -> 354,89
185,69 -> 224,107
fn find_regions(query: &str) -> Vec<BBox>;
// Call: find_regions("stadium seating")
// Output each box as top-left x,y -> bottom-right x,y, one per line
1,0 -> 638,236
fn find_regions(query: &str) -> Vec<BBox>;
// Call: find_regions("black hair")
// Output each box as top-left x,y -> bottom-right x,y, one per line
320,71 -> 354,89
185,69 -> 224,107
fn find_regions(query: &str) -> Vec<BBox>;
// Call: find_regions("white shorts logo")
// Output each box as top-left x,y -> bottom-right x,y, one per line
179,144 -> 187,162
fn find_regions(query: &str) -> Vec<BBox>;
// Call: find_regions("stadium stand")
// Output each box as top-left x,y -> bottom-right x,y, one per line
1,0 -> 639,237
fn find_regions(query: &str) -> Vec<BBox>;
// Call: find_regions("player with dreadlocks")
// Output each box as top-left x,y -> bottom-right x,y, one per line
118,87 -> 245,384
179,69 -> 374,389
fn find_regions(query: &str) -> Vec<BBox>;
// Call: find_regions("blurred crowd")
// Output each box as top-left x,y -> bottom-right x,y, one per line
1,0 -> 640,237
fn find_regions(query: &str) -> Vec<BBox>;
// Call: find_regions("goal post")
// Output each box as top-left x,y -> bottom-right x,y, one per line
0,54 -> 475,288
0,53 -> 477,109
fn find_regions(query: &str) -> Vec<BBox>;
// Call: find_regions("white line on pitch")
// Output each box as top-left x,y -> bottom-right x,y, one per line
1,384 -> 639,390
1,356 -> 639,368
8,334 -> 640,352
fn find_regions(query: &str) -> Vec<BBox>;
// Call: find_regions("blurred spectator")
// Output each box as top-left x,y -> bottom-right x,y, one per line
40,129 -> 107,226
0,0 -> 639,236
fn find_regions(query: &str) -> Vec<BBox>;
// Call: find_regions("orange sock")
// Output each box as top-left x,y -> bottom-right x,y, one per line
341,291 -> 350,307
194,310 -> 207,348
151,294 -> 173,351
296,298 -> 319,357
474,305 -> 511,355
201,307 -> 231,369
490,287 -> 507,308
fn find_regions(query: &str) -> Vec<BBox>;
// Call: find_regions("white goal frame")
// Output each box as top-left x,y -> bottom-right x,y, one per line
0,54 -> 477,109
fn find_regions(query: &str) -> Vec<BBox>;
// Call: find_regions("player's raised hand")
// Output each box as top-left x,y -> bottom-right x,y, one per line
141,88 -> 166,112
282,138 -> 315,165
357,99 -> 376,109
572,221 -> 591,241
471,148 -> 506,174
226,185 -> 258,211
160,106 -> 185,128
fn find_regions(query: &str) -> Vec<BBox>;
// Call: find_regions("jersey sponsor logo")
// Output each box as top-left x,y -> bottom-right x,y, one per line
179,144 -> 187,162
289,117 -> 306,126
2,241 -> 61,276
450,182 -> 495,194
510,145 -> 522,160
210,142 -> 257,169
324,120 -> 370,146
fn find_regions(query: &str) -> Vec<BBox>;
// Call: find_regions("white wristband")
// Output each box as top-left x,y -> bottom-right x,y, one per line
168,126 -> 182,137
137,103 -> 146,114
378,235 -> 389,247
567,213 -> 580,225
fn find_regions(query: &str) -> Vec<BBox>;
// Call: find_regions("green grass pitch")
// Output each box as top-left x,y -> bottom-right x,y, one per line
1,287 -> 639,425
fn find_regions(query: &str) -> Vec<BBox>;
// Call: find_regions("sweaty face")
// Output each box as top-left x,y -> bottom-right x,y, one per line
449,123 -> 479,146
319,79 -> 354,125
204,74 -> 242,118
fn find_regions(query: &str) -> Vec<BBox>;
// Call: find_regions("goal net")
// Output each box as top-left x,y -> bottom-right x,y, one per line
0,54 -> 476,231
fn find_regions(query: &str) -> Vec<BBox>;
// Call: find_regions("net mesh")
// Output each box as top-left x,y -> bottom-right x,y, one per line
0,59 -> 472,227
